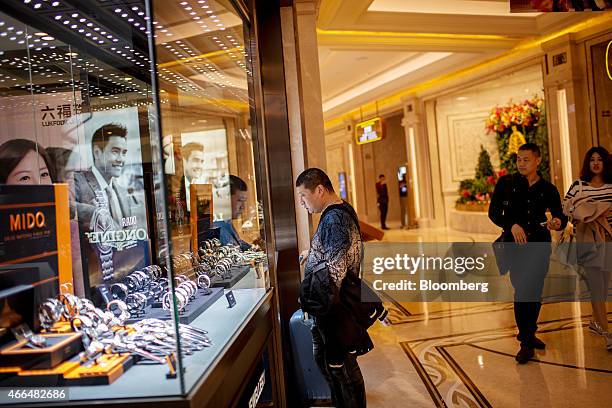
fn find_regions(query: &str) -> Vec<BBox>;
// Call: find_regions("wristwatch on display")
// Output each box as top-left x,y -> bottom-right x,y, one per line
91,190 -> 116,282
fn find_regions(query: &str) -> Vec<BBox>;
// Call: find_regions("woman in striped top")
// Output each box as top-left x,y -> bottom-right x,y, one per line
563,146 -> 612,350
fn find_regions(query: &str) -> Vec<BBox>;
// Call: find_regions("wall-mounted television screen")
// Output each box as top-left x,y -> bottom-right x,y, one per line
355,117 -> 384,145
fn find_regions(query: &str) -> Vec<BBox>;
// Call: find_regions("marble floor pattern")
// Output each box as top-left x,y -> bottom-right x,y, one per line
354,227 -> 611,408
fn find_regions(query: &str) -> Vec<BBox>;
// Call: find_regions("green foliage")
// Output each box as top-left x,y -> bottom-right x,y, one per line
455,146 -> 499,207
475,145 -> 494,180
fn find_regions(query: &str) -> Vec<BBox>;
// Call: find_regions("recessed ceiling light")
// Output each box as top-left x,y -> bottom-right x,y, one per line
34,32 -> 48,36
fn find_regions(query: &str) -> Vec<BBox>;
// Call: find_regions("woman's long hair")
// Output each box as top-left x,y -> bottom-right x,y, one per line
0,139 -> 56,184
579,146 -> 611,183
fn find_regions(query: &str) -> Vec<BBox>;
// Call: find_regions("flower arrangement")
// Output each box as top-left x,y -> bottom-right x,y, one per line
455,97 -> 550,212
485,96 -> 549,180
485,97 -> 543,134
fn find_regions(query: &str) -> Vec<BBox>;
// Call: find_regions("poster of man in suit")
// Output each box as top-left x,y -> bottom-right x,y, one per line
0,97 -> 150,296
70,108 -> 150,291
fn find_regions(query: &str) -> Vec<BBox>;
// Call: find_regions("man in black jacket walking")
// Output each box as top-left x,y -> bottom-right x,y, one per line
297,168 -> 370,408
489,143 -> 567,364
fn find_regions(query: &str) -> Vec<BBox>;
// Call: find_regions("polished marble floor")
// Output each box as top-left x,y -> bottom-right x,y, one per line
356,227 -> 611,408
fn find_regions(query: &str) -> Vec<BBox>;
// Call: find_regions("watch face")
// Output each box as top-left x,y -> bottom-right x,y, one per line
91,206 -> 114,255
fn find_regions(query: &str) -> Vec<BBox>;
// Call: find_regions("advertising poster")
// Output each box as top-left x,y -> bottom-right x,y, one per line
0,185 -> 71,331
0,94 -> 151,299
181,129 -> 231,221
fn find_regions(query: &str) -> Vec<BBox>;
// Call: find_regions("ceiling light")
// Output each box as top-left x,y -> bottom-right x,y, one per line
34,32 -> 48,36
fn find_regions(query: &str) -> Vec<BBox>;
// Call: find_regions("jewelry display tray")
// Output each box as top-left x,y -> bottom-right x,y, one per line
126,287 -> 224,325
0,353 -> 134,387
0,332 -> 83,370
211,265 -> 250,289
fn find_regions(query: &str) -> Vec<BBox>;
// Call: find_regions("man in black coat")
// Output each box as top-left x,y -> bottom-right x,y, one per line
375,174 -> 389,230
297,168 -> 370,408
489,143 -> 567,364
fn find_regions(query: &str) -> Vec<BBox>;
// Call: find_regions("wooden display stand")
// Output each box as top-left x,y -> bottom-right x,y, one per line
0,353 -> 133,386
0,332 -> 82,370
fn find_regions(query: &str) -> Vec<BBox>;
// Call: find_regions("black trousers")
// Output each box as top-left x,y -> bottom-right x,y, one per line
312,325 -> 366,408
509,243 -> 551,344
378,202 -> 388,228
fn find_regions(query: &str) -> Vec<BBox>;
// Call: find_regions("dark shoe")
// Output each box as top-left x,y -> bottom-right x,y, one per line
527,336 -> 546,349
382,227 -> 390,230
515,345 -> 534,364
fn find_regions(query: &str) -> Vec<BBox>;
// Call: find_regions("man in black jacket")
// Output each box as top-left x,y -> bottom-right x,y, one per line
375,174 -> 389,230
489,143 -> 567,364
297,168 -> 370,408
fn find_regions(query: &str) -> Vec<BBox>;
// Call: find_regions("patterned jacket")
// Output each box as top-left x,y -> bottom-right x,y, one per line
304,201 -> 373,363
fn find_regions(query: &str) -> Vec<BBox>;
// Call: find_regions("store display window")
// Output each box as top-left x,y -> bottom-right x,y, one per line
0,0 -> 270,403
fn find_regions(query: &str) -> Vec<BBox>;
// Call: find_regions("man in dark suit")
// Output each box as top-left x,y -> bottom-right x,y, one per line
74,123 -> 138,231
375,174 -> 389,230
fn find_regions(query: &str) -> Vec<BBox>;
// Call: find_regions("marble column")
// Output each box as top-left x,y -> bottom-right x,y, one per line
542,34 -> 593,194
401,96 -> 444,228
280,0 -> 326,253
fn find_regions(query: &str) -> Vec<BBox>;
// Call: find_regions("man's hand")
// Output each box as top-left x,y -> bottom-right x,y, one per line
546,217 -> 562,231
299,249 -> 309,265
511,224 -> 527,244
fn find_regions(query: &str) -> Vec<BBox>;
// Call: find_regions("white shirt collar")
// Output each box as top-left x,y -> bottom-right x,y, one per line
92,165 -> 111,190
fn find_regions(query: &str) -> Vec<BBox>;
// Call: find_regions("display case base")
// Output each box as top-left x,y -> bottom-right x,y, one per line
0,332 -> 83,370
0,354 -> 133,387
212,265 -> 250,288
127,287 -> 224,324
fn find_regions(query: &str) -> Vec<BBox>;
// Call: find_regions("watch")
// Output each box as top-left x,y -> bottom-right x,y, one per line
90,190 -> 116,282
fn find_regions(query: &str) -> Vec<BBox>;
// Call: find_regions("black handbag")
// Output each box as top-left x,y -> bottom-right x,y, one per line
299,261 -> 339,317
340,271 -> 387,328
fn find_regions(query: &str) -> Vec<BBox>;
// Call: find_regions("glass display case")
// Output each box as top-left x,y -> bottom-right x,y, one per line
0,0 -> 276,406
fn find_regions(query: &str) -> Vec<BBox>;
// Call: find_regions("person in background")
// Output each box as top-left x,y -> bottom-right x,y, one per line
297,168 -> 370,408
182,142 -> 205,213
489,143 -> 567,364
375,174 -> 389,230
0,139 -> 55,185
215,175 -> 251,251
563,146 -> 612,350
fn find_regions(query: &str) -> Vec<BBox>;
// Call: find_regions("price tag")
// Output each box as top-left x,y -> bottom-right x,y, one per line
225,290 -> 236,308
97,285 -> 112,305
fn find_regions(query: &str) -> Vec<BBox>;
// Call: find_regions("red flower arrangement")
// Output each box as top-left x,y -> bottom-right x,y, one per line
485,97 -> 544,134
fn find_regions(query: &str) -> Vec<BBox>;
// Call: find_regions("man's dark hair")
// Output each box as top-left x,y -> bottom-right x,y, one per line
182,142 -> 204,161
296,168 -> 334,192
378,174 -> 385,179
230,175 -> 247,195
580,146 -> 611,183
91,123 -> 127,153
518,143 -> 541,157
